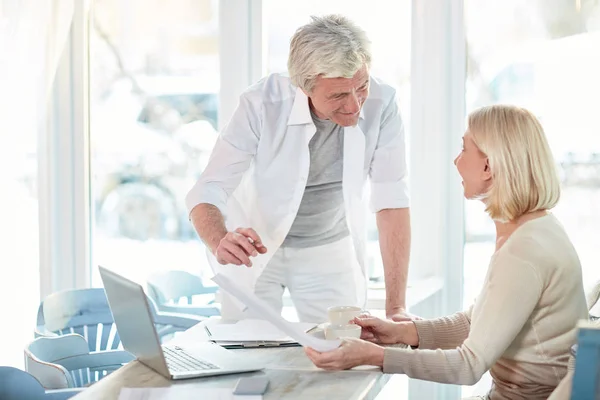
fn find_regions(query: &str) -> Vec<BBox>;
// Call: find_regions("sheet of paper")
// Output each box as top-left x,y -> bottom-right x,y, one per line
118,387 -> 262,400
207,318 -> 317,342
212,274 -> 341,352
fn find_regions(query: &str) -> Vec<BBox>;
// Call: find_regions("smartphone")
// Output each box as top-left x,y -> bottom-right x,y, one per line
232,376 -> 269,395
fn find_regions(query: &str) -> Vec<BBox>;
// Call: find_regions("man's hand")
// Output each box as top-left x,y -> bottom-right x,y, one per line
387,307 -> 421,322
214,227 -> 267,267
304,338 -> 384,370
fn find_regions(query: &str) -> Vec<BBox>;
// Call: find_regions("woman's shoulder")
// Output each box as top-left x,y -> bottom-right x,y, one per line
495,214 -> 580,274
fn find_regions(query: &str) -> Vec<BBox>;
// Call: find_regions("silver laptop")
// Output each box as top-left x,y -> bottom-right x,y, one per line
98,266 -> 265,380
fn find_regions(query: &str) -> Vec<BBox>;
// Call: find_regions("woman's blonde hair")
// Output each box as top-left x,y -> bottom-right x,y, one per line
468,105 -> 560,222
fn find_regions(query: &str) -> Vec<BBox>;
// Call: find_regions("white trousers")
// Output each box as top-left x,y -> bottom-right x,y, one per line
250,236 -> 366,323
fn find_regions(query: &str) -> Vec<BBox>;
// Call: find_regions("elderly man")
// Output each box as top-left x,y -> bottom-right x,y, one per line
186,14 -> 411,323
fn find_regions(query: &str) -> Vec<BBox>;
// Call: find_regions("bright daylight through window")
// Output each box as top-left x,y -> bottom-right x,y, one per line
90,0 -> 220,287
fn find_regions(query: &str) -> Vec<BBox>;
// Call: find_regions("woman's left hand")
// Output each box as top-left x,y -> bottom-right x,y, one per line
304,338 -> 385,370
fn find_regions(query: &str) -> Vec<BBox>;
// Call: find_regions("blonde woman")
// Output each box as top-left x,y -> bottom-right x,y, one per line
305,105 -> 588,399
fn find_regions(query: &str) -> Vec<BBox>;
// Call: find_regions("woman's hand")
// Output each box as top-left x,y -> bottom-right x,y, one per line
354,316 -> 419,347
304,338 -> 384,370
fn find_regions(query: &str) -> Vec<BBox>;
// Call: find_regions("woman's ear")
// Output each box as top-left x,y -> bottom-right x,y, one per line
482,158 -> 492,181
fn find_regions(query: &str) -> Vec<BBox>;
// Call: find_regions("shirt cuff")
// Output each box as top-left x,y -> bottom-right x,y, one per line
369,180 -> 410,213
185,183 -> 229,218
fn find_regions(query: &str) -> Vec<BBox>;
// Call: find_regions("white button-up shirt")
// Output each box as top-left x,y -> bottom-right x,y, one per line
186,73 -> 409,316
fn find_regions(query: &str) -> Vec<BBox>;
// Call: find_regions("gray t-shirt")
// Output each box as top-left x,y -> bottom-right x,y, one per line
281,113 -> 349,248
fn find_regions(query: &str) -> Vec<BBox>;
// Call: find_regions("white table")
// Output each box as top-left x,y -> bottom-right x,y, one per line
71,320 -> 396,399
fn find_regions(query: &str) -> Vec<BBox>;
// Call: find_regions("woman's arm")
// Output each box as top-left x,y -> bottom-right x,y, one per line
382,253 -> 543,385
411,306 -> 473,350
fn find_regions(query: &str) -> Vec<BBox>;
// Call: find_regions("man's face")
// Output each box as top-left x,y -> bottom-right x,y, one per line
306,65 -> 369,127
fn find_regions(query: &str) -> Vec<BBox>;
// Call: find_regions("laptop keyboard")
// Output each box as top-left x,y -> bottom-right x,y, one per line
163,346 -> 220,372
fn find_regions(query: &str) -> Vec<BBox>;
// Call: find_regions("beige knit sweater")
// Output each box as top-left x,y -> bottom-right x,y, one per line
383,214 -> 588,399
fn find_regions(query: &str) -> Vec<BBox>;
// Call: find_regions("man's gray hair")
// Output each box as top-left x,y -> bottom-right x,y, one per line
288,14 -> 372,93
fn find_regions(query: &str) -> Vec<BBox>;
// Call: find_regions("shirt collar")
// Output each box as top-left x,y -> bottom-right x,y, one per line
287,87 -> 365,126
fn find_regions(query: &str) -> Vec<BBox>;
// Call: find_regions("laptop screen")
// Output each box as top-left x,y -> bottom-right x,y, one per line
99,266 -> 170,377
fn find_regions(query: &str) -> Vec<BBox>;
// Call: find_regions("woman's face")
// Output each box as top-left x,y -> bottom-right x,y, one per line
454,131 -> 492,199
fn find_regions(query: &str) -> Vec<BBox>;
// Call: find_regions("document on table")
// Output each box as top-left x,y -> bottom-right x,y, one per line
206,318 -> 317,342
118,387 -> 262,400
212,273 -> 341,352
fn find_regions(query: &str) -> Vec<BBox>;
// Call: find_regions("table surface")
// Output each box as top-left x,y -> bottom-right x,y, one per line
71,320 -> 397,400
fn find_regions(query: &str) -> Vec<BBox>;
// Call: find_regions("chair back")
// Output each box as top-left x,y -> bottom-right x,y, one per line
25,334 -> 84,388
25,334 -> 133,389
147,270 -> 220,318
37,286 -> 203,349
0,366 -> 47,400
36,288 -> 121,352
147,270 -> 217,304
547,280 -> 600,399
570,318 -> 600,399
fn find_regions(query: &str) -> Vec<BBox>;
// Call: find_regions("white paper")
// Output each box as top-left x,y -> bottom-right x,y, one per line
207,318 -> 317,342
118,387 -> 262,400
212,274 -> 341,352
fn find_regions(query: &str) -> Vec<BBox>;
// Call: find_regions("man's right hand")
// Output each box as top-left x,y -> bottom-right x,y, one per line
214,227 -> 267,267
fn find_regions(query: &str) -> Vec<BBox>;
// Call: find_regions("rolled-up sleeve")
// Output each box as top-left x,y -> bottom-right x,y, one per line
185,93 -> 261,217
368,93 -> 409,212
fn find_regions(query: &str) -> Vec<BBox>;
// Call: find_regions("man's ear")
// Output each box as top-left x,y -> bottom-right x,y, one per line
482,158 -> 492,181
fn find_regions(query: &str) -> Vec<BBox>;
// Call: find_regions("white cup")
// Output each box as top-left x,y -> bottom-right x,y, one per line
327,305 -> 367,326
324,323 -> 362,340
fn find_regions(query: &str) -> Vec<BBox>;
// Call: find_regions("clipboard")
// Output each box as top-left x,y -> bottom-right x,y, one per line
204,321 -> 309,349
211,340 -> 302,349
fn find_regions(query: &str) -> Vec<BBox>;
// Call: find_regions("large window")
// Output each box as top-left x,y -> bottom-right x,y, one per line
264,0 -> 412,282
90,0 -> 219,286
463,0 -> 600,395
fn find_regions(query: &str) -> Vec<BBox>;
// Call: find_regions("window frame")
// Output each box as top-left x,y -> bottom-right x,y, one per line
406,0 -> 466,397
39,0 -> 91,299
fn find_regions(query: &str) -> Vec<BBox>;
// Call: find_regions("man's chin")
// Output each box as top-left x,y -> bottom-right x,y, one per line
335,116 -> 360,127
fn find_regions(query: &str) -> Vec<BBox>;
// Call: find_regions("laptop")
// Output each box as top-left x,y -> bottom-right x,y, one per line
98,266 -> 265,380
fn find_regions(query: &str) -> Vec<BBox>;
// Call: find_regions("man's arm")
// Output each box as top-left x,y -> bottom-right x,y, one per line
190,203 -> 228,254
185,92 -> 266,266
376,207 -> 411,317
368,88 -> 410,319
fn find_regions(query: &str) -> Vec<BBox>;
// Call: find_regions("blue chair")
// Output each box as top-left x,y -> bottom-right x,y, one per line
570,319 -> 600,399
0,366 -> 81,400
24,334 -> 134,389
35,288 -> 204,351
147,270 -> 220,317
35,289 -> 121,351
547,279 -> 600,399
